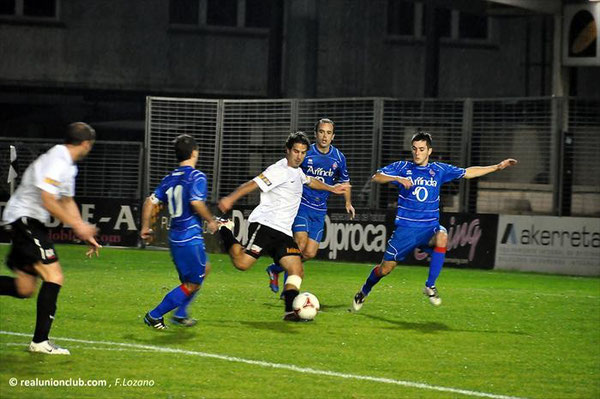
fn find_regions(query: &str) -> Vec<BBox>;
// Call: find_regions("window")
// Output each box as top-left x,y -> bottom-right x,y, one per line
245,0 -> 270,28
168,0 -> 271,30
387,0 -> 414,36
169,0 -> 199,25
459,11 -> 488,39
0,0 -> 16,15
0,0 -> 58,18
23,0 -> 55,17
422,5 -> 451,38
207,0 -> 237,27
386,1 -> 491,43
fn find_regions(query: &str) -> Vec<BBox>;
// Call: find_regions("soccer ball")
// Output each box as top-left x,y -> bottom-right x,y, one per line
293,292 -> 320,320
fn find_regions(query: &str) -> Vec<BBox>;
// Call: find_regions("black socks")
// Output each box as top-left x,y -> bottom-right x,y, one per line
0,276 -> 27,298
33,282 -> 61,343
282,289 -> 299,312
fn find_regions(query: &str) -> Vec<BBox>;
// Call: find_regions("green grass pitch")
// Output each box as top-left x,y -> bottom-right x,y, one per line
0,244 -> 598,399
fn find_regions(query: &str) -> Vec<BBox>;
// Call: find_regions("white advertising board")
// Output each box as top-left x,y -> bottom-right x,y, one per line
495,215 -> 600,276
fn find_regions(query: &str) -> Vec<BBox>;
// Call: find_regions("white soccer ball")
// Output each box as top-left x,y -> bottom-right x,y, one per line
293,292 -> 320,320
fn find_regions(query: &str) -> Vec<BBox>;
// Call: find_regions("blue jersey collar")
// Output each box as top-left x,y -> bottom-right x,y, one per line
313,143 -> 333,156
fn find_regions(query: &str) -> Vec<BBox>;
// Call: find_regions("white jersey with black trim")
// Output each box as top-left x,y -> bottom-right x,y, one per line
2,145 -> 77,224
249,158 -> 309,237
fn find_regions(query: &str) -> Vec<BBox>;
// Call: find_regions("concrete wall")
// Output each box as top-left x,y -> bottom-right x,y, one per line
0,0 -> 269,96
0,0 -> 596,98
307,0 -> 570,98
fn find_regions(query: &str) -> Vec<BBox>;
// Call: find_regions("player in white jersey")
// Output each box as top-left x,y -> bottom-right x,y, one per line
266,118 -> 354,293
0,122 -> 101,355
217,132 -> 349,321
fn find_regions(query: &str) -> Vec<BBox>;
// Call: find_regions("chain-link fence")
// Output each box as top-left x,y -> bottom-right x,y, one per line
146,96 -> 600,216
0,138 -> 143,200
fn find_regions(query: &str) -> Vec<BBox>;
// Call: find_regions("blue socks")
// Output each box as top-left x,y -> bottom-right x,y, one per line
267,263 -> 288,283
174,290 -> 198,319
359,246 -> 446,298
425,247 -> 446,287
149,284 -> 191,319
267,263 -> 285,274
361,266 -> 384,296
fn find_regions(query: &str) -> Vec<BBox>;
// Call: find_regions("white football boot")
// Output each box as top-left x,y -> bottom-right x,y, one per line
423,285 -> 442,306
28,340 -> 70,355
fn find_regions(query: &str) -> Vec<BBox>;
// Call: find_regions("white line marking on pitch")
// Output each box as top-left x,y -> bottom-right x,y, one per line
1,330 -> 527,399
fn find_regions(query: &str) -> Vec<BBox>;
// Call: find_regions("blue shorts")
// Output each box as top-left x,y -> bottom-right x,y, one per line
170,242 -> 208,284
383,225 -> 446,262
292,205 -> 326,242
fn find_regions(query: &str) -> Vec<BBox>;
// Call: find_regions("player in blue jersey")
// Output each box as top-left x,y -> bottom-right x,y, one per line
265,118 -> 354,293
352,131 -> 517,310
140,134 -> 218,329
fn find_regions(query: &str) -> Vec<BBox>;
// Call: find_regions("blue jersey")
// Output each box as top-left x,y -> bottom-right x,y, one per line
153,166 -> 208,247
379,161 -> 465,228
300,144 -> 350,212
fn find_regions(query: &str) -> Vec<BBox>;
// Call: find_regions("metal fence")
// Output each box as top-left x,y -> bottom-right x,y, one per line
0,138 -> 143,200
146,96 -> 600,216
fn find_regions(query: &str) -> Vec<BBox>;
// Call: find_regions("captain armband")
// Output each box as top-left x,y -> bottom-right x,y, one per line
149,194 -> 161,205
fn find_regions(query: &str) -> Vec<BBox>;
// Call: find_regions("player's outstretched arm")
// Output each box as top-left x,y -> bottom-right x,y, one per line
218,180 -> 259,213
371,173 -> 412,189
306,178 -> 350,194
464,158 -> 518,179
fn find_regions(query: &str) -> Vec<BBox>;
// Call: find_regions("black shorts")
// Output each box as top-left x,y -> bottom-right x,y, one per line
4,217 -> 59,275
244,223 -> 301,263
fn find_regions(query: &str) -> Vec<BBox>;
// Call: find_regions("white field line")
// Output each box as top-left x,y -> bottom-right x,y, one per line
1,330 -> 527,399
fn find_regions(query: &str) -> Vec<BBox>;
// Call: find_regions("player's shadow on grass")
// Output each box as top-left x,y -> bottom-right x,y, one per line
357,313 -> 450,334
357,313 -> 528,335
122,329 -> 199,345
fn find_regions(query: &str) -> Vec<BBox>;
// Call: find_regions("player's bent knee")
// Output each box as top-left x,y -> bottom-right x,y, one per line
49,274 -> 64,285
183,282 -> 201,292
34,262 -> 64,285
302,249 -> 317,260
16,285 -> 35,298
380,263 -> 396,275
232,256 -> 255,271
436,232 -> 448,247
43,273 -> 64,286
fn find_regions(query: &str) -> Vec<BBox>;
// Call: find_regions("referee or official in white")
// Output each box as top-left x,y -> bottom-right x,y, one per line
0,122 -> 101,355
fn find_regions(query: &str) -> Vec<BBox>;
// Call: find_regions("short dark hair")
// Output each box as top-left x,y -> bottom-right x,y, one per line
173,134 -> 198,162
411,131 -> 433,148
285,131 -> 310,150
65,122 -> 96,145
314,118 -> 335,134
